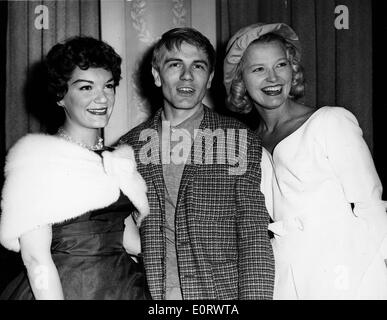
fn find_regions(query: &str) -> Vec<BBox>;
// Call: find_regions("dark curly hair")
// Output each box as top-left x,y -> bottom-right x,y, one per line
46,36 -> 122,102
227,33 -> 305,114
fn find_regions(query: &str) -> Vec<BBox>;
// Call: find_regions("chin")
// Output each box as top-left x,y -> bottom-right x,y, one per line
176,101 -> 202,109
177,105 -> 197,110
264,98 -> 287,108
88,119 -> 109,129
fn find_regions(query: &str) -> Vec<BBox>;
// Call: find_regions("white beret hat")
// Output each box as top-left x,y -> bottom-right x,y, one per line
223,22 -> 300,95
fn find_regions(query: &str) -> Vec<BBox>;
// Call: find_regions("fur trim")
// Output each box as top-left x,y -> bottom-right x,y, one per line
0,134 -> 149,252
101,145 -> 149,225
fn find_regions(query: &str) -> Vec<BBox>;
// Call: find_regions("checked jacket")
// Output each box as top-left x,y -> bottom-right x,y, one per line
119,106 -> 274,300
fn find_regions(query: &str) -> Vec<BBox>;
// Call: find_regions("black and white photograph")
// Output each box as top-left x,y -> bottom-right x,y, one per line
0,0 -> 386,309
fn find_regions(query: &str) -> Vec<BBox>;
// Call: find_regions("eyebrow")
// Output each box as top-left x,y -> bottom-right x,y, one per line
71,78 -> 114,85
163,58 -> 209,67
247,57 -> 288,66
194,60 -> 209,67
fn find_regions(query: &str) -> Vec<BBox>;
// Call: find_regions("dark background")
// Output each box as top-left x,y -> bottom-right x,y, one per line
0,0 -> 13,293
372,1 -> 387,201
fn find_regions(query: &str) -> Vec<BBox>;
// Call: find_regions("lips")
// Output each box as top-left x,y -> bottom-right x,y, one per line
261,85 -> 283,96
87,107 -> 108,115
177,86 -> 195,95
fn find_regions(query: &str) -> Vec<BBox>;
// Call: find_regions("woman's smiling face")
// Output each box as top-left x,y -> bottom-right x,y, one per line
242,40 -> 293,111
59,67 -> 116,131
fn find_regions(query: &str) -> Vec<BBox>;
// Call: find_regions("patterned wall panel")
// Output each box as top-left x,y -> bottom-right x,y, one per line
125,0 -> 192,128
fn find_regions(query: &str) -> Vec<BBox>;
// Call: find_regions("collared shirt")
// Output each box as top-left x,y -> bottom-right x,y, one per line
159,105 -> 204,300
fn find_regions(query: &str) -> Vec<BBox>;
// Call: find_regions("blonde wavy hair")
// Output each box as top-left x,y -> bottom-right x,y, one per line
227,33 -> 305,114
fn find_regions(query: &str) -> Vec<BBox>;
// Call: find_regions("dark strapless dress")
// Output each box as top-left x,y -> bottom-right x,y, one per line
0,192 -> 151,300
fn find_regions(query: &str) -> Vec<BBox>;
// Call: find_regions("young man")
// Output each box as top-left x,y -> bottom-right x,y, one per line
119,27 -> 274,300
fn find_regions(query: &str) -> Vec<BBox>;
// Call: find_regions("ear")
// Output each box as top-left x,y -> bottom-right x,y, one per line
57,100 -> 65,108
151,67 -> 162,87
206,71 -> 215,89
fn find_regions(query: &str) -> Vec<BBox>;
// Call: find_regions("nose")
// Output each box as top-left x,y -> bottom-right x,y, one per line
94,89 -> 108,103
267,68 -> 278,82
180,66 -> 193,81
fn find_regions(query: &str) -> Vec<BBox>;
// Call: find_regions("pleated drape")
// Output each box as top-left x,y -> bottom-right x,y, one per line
0,2 -> 6,166
0,0 -> 100,293
216,0 -> 374,150
5,0 -> 100,151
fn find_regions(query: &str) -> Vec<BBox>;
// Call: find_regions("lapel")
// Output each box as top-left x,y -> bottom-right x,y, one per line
146,109 -> 165,210
177,106 -> 216,205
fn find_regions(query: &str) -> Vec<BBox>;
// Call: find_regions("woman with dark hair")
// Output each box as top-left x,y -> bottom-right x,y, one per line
224,23 -> 387,299
0,36 -> 151,300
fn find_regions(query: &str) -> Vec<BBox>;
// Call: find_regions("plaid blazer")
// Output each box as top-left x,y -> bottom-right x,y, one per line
119,106 -> 274,300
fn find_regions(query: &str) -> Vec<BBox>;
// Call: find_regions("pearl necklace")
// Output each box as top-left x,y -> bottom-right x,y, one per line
57,127 -> 104,151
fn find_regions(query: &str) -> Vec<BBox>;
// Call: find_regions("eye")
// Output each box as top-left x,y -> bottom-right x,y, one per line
193,63 -> 206,70
252,66 -> 265,73
168,62 -> 182,68
277,61 -> 288,68
105,83 -> 115,90
80,85 -> 92,91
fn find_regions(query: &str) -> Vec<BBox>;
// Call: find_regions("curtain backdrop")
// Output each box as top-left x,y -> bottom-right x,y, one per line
1,0 -> 100,293
373,1 -> 387,199
5,0 -> 100,151
0,1 -> 6,168
216,0 -> 374,151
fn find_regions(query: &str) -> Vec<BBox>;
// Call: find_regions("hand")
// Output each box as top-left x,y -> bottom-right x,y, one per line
123,215 -> 142,261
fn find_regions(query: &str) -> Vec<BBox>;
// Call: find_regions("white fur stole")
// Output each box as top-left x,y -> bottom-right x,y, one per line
0,134 -> 149,252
